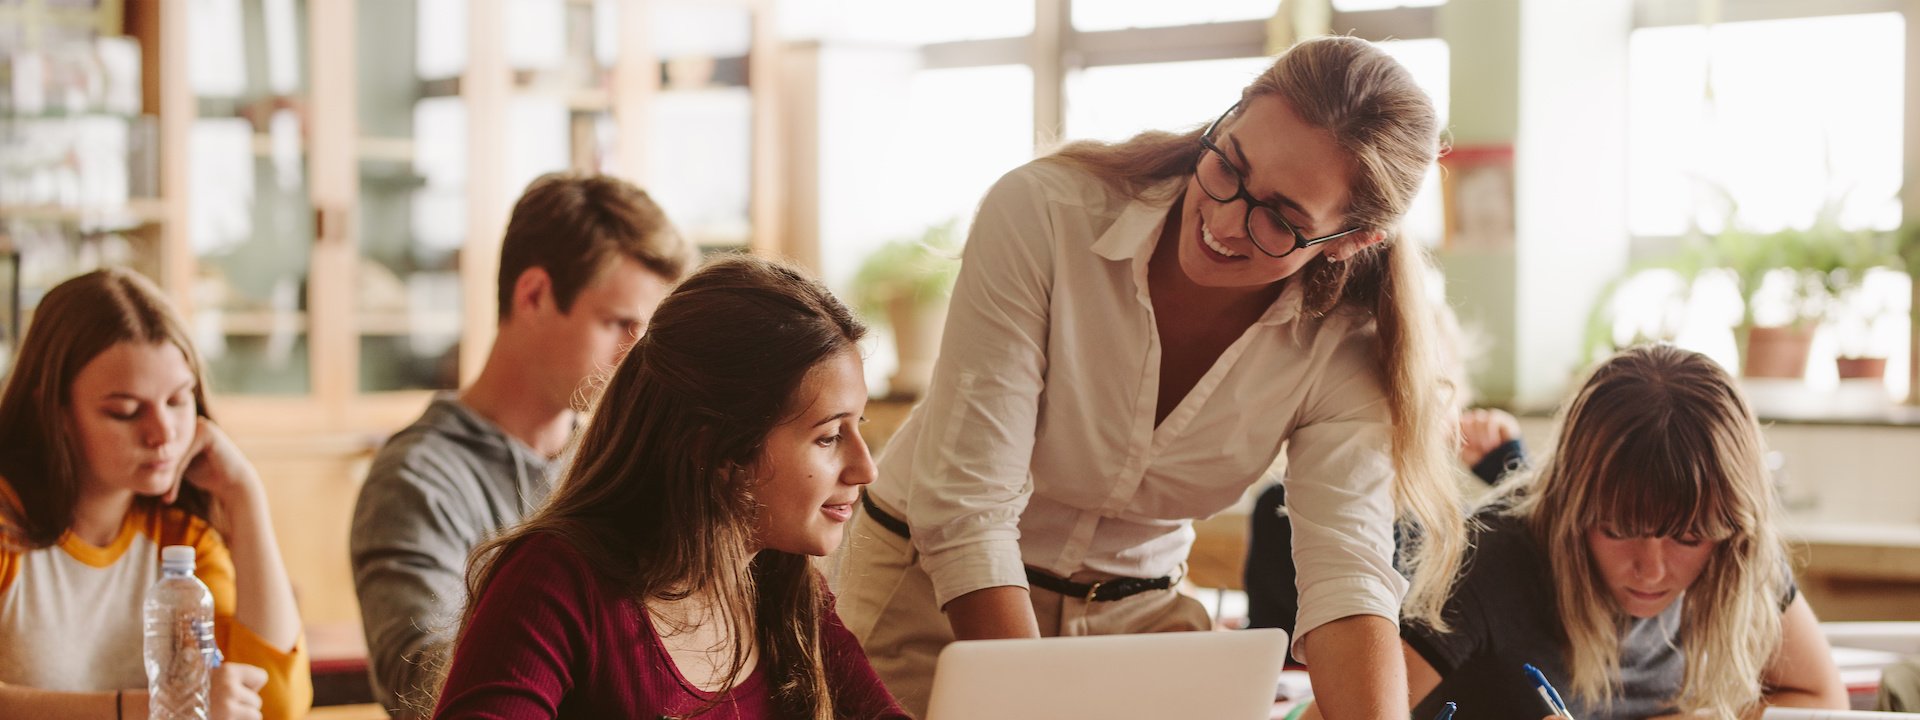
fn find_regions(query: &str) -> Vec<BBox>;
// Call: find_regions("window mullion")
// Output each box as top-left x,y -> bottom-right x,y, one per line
1034,0 -> 1069,152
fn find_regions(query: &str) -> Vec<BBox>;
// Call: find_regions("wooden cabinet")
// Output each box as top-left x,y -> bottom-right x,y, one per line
95,0 -> 779,628
112,0 -> 775,443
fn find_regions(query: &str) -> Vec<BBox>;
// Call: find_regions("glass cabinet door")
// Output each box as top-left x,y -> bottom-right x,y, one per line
354,0 -> 464,392
186,0 -> 314,395
647,0 -> 753,254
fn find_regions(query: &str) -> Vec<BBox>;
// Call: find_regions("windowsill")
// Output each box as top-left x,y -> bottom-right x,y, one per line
1752,403 -> 1920,428
1742,378 -> 1920,427
1517,379 -> 1920,428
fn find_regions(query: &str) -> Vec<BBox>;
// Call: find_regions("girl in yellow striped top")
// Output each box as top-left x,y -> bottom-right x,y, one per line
0,269 -> 311,720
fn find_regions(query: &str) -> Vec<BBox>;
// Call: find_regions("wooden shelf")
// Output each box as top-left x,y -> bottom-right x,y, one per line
499,87 -> 612,113
197,310 -> 463,337
0,199 -> 169,229
209,310 -> 308,336
247,134 -> 416,162
357,136 -> 415,163
356,311 -> 462,337
568,88 -> 611,112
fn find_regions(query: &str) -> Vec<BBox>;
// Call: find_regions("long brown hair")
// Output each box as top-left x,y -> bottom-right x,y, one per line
0,268 -> 214,549
1042,34 -> 1464,627
456,255 -> 867,719
1503,344 -> 1783,717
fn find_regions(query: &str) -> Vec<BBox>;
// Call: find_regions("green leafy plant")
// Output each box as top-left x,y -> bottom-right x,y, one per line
849,221 -> 962,322
1583,201 -> 1900,366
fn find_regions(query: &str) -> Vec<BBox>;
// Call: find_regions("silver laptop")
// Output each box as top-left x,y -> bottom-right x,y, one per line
924,629 -> 1290,720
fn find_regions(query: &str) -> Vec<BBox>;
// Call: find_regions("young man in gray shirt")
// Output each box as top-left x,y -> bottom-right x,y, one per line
350,172 -> 698,716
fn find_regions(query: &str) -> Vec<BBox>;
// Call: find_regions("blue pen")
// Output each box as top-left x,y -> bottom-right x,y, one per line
1523,664 -> 1574,719
1433,701 -> 1457,720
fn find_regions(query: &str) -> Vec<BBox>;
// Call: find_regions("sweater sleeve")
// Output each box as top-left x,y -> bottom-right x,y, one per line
432,535 -> 591,720
351,453 -> 487,714
820,591 -> 911,720
175,513 -> 315,720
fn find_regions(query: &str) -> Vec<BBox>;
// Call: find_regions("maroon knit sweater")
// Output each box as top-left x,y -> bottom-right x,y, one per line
433,533 -> 909,719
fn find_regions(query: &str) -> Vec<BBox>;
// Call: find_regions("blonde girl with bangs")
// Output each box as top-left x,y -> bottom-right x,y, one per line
1396,344 -> 1846,719
836,34 -> 1465,718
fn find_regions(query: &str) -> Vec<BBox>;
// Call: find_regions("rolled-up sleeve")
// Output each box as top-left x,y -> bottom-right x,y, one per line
905,166 -> 1058,609
1283,331 -> 1407,662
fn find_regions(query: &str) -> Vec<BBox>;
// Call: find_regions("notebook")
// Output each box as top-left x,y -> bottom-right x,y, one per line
924,629 -> 1290,720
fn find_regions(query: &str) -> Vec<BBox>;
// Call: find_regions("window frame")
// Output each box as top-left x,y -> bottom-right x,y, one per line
1625,0 -> 1916,257
912,1 -> 1443,154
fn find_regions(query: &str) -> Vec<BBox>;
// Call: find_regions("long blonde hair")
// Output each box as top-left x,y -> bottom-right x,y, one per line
1504,344 -> 1784,717
1042,34 -> 1464,628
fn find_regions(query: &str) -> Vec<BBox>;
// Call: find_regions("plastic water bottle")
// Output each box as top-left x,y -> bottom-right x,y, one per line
144,545 -> 216,720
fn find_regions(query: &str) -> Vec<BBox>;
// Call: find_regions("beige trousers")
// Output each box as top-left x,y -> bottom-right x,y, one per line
1880,655 -> 1920,711
831,504 -> 1213,719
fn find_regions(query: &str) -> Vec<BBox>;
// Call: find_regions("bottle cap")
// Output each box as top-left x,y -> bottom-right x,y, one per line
161,545 -> 195,571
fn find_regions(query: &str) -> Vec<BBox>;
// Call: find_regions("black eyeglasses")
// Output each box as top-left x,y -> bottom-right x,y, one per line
1196,103 -> 1362,259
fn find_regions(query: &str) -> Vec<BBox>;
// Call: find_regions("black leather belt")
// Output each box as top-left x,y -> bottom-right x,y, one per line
860,491 -> 913,539
858,492 -> 1175,603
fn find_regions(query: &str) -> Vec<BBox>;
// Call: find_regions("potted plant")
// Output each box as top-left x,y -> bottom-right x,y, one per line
849,222 -> 962,399
1811,226 -> 1900,381
1711,224 -> 1830,379
1580,244 -> 1709,367
1583,208 -> 1886,381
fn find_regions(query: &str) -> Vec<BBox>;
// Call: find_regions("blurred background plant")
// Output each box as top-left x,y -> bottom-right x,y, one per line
849,220 -> 962,398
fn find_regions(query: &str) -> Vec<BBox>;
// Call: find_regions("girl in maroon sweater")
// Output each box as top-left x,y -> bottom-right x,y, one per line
433,257 -> 908,720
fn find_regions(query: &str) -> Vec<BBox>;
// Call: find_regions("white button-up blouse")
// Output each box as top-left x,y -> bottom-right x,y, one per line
867,160 -> 1406,658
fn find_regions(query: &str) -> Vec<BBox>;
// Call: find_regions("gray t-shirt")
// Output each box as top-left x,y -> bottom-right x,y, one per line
349,393 -> 556,716
1402,511 -> 1796,720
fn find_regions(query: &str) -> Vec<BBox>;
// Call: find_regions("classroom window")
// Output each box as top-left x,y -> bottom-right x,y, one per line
899,65 -> 1035,232
1071,0 -> 1280,32
816,62 -> 1033,290
777,0 -> 1033,44
1331,0 -> 1445,11
1378,38 -> 1448,247
1063,57 -> 1274,143
1627,12 -> 1905,237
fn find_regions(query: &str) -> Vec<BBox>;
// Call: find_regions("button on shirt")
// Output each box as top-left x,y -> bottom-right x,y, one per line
868,160 -> 1406,660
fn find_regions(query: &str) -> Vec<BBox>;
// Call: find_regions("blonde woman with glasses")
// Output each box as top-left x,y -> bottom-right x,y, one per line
835,35 -> 1466,718
1386,344 -> 1847,720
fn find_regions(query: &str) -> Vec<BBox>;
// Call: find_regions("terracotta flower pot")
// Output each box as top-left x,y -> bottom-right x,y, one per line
1743,325 -> 1815,379
1835,356 -> 1888,380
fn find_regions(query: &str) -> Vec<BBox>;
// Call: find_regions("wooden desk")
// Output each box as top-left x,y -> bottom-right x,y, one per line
307,621 -> 375,707
1789,521 -> 1920,621
307,704 -> 386,719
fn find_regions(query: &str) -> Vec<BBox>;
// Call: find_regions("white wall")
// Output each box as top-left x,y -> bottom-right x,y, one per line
1512,0 -> 1633,408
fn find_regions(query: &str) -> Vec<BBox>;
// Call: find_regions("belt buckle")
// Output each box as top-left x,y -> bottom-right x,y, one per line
1083,580 -> 1104,602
